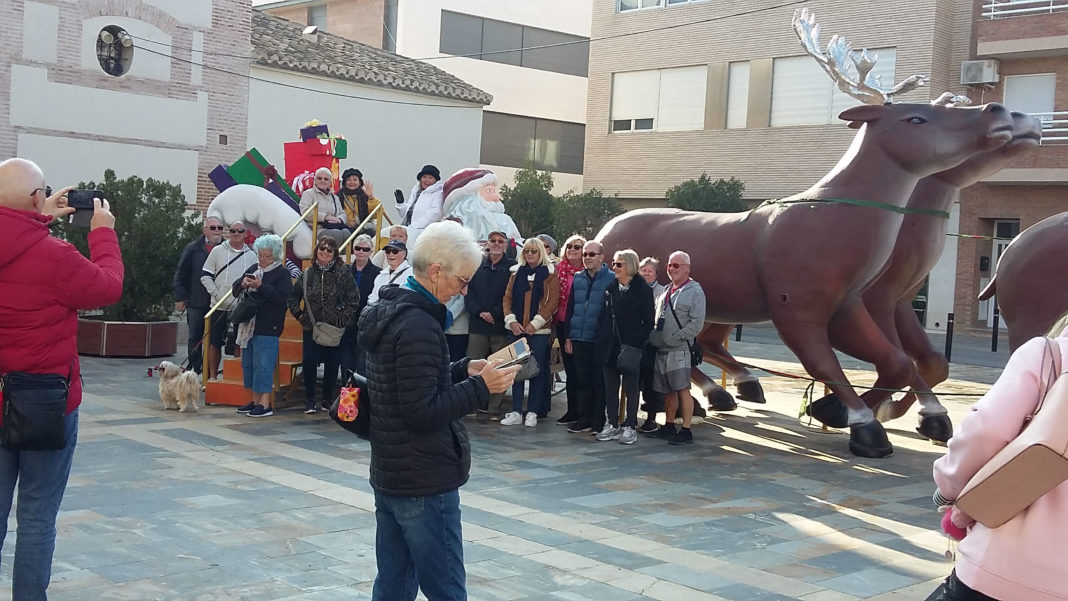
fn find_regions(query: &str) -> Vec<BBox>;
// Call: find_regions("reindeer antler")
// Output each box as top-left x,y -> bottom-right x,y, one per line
931,92 -> 973,107
792,8 -> 929,105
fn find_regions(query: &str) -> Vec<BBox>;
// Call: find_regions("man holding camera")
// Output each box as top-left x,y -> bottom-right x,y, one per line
173,215 -> 224,373
0,157 -> 124,599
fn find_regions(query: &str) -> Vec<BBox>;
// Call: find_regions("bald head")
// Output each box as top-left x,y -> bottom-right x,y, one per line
0,158 -> 46,212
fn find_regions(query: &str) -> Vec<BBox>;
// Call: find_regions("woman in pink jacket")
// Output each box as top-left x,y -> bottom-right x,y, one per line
929,314 -> 1068,601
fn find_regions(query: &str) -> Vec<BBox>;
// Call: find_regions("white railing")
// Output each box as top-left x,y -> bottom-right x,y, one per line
1035,111 -> 1068,144
982,0 -> 1068,18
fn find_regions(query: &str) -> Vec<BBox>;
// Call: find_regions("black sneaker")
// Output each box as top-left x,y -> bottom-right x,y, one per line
567,420 -> 592,433
248,405 -> 274,417
668,427 -> 694,445
304,407 -> 318,415
555,413 -> 577,425
638,420 -> 660,433
236,402 -> 256,414
321,400 -> 333,412
647,425 -> 676,439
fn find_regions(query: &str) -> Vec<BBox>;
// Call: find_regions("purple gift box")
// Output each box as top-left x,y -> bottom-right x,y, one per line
300,124 -> 329,141
209,164 -> 236,193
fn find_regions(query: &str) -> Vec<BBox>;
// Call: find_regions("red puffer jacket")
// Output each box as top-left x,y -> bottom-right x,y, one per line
0,206 -> 124,420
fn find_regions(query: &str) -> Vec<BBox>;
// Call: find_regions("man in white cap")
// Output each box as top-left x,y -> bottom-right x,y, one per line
441,169 -> 522,243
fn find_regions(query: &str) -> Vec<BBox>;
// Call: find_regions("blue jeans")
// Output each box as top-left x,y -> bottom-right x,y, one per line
0,410 -> 79,601
242,335 -> 279,393
511,334 -> 551,415
372,488 -> 466,601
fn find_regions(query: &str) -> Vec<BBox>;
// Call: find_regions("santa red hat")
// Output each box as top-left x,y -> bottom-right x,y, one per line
442,168 -> 496,213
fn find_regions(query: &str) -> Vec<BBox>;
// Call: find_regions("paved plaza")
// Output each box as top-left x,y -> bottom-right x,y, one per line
0,335 -> 1006,601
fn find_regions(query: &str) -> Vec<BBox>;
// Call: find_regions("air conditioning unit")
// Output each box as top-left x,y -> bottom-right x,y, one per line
961,60 -> 1000,85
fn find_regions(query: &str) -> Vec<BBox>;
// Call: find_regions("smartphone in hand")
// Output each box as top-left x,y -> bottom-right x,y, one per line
67,189 -> 104,227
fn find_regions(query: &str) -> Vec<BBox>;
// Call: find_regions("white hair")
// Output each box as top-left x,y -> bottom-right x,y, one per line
669,250 -> 691,264
412,221 -> 481,277
314,167 -> 333,179
352,233 -> 374,248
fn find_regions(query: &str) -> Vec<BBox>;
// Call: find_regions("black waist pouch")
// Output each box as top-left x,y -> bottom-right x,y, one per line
1,371 -> 70,451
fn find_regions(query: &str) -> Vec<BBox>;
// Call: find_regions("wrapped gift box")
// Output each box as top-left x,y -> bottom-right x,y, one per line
208,164 -> 236,193
284,141 -> 340,192
226,148 -> 300,207
298,137 -> 347,159
300,124 -> 329,141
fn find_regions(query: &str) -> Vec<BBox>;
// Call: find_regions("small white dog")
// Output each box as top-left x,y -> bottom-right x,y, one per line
157,361 -> 200,412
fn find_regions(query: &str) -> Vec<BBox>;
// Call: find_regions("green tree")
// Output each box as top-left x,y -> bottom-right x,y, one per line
499,167 -> 555,238
54,169 -> 201,321
665,174 -> 747,212
552,188 -> 624,242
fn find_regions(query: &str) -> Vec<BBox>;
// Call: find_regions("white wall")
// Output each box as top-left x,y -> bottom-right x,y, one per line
248,66 -> 484,222
18,134 -> 200,202
925,201 -> 961,332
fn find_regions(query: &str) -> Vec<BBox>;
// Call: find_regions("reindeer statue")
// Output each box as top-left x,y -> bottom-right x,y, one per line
977,210 -> 1068,352
596,9 -> 1014,458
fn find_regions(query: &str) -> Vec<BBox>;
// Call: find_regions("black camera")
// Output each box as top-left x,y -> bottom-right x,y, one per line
66,189 -> 104,227
656,316 -> 665,332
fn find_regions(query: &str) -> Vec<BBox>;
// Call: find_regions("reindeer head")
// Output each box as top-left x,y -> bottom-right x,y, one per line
793,8 -> 929,105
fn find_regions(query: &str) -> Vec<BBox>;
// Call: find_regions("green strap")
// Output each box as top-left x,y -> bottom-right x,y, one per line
752,197 -> 950,219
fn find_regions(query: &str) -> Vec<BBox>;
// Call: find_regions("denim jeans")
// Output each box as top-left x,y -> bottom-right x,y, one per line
372,488 -> 466,601
242,335 -> 279,393
0,410 -> 79,601
511,334 -> 551,415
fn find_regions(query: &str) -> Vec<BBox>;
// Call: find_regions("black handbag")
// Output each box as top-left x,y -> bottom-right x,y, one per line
229,290 -> 261,325
329,371 -> 370,439
666,285 -> 703,368
1,369 -> 71,451
608,293 -> 643,374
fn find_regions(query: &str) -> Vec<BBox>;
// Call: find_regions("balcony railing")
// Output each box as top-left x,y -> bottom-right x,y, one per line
1036,111 -> 1068,144
982,0 -> 1068,18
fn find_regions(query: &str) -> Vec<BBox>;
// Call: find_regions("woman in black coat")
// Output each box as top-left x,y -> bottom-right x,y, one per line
595,249 -> 654,445
341,233 -> 381,377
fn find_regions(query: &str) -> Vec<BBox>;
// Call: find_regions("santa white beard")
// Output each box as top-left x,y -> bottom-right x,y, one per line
444,192 -> 521,242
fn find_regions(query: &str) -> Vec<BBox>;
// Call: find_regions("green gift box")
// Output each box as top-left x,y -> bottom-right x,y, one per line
227,148 -> 299,202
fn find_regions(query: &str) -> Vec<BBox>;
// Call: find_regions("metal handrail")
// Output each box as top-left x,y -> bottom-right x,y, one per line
982,0 -> 1068,18
1035,111 -> 1068,144
202,201 -> 319,387
339,204 -> 395,264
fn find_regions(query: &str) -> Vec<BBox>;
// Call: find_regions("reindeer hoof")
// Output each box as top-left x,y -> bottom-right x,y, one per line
849,421 -> 893,458
706,388 -> 737,412
917,415 -> 953,443
807,394 -> 848,428
736,380 -> 766,404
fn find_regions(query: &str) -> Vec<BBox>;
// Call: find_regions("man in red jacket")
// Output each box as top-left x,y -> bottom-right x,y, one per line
0,158 -> 123,600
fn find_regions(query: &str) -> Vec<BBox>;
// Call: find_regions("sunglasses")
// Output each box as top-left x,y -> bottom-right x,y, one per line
566,244 -> 584,250
229,228 -> 245,234
582,252 -> 602,258
667,263 -> 687,269
523,248 -> 539,254
317,246 -> 336,253
31,186 -> 52,198
612,262 -> 624,268
488,239 -> 507,244
384,247 -> 403,255
352,245 -> 372,252
206,225 -> 225,231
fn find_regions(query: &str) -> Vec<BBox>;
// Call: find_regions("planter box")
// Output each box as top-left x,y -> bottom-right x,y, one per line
78,319 -> 178,358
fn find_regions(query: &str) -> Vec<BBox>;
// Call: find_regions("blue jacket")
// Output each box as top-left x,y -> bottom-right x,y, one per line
566,264 -> 614,342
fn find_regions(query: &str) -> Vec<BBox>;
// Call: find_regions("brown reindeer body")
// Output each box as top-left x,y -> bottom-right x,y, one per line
977,210 -> 1068,352
597,101 -> 1014,458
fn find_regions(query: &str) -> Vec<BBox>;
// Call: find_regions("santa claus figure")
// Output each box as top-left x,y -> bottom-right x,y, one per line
441,169 -> 522,243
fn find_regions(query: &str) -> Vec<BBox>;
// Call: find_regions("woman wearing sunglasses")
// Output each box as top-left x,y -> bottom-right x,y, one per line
340,234 -> 381,377
368,239 -> 410,304
552,234 -> 586,425
500,238 -> 560,427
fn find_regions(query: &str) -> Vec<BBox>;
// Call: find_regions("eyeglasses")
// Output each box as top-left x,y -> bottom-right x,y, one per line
612,262 -> 624,268
667,263 -> 687,269
523,248 -> 539,255
384,247 -> 403,255
488,239 -> 507,244
317,246 -> 336,253
352,245 -> 372,252
582,252 -> 602,258
566,244 -> 584,251
229,228 -> 245,234
454,273 -> 471,289
31,186 -> 52,198
206,225 -> 224,231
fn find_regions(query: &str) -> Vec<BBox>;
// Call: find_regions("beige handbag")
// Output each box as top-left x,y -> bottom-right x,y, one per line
303,269 -> 345,348
956,338 -> 1068,528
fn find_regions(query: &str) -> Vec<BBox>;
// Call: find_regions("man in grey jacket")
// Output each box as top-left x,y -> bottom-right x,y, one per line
648,251 -> 706,445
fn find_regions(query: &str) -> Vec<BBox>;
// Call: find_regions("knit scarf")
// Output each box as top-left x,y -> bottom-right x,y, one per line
511,264 -> 549,324
340,188 -> 369,223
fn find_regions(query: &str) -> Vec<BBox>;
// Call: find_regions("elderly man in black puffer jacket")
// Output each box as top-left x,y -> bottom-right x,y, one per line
357,221 -> 518,601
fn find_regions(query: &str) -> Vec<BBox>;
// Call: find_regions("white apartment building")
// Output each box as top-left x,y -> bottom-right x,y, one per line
255,0 -> 592,193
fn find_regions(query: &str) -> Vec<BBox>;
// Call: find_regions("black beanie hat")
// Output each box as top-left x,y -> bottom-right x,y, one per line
416,164 -> 440,182
341,168 -> 363,182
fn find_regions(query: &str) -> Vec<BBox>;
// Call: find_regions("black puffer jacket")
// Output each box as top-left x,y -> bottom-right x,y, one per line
357,285 -> 489,496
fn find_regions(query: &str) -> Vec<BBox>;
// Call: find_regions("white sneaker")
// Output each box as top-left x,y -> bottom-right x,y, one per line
619,426 -> 638,445
524,412 -> 538,427
596,424 -> 622,441
500,412 -> 524,426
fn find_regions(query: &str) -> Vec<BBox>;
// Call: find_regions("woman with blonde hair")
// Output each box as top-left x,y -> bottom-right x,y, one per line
500,238 -> 560,427
928,310 -> 1068,601
553,234 -> 586,425
299,167 -> 350,244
